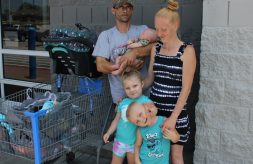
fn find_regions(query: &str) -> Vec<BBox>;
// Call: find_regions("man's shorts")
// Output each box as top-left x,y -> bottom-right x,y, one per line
112,139 -> 134,158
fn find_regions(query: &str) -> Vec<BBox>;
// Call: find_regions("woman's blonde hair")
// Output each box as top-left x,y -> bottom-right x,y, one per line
155,0 -> 180,24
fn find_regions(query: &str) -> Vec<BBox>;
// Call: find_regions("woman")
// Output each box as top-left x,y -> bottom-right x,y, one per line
144,0 -> 196,163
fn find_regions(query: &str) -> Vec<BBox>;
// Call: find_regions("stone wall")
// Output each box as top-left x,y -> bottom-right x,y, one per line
194,0 -> 253,163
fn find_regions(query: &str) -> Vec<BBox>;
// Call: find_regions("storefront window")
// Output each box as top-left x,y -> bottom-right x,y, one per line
1,0 -> 50,50
4,84 -> 27,97
3,53 -> 50,82
1,0 -> 50,84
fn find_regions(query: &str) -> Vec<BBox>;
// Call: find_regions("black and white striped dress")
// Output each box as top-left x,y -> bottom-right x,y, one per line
150,42 -> 192,145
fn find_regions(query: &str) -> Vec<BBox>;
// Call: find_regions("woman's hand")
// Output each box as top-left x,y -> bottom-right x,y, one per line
143,103 -> 157,117
163,128 -> 180,143
162,114 -> 177,131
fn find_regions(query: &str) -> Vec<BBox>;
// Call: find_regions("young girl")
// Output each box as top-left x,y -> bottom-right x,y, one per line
103,69 -> 152,164
144,0 -> 197,163
126,101 -> 180,164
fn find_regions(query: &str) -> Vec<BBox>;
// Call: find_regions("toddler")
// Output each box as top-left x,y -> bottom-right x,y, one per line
127,101 -> 180,164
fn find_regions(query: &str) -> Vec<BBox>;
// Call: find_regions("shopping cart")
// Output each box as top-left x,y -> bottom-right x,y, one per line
0,75 -> 113,164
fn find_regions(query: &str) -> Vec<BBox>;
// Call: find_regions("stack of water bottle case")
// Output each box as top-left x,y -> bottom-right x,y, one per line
0,23 -> 112,163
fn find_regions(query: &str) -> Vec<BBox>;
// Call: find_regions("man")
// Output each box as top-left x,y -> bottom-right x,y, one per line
92,0 -> 153,104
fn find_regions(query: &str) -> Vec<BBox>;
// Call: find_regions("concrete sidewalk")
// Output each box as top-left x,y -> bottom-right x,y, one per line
0,142 -> 193,164
0,144 -> 112,164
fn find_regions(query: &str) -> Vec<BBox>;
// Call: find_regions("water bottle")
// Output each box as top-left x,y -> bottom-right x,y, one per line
56,74 -> 62,92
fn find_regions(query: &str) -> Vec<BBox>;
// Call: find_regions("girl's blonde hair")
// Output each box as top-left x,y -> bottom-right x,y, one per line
121,69 -> 142,82
155,0 -> 180,24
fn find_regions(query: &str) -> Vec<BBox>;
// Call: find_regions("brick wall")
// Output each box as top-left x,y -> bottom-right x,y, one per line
194,0 -> 253,163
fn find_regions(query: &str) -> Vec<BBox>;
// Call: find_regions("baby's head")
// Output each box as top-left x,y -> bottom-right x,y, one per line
126,101 -> 154,127
139,28 -> 157,42
121,69 -> 143,99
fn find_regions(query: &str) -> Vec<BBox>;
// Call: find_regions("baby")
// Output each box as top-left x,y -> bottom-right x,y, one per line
126,28 -> 157,49
111,28 -> 157,75
126,102 -> 179,164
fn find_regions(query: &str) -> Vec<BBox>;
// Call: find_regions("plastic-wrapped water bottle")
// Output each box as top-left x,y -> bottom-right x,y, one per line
56,74 -> 62,92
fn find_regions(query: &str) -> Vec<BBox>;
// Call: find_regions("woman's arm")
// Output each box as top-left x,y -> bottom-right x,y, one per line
163,45 -> 196,131
172,45 -> 196,119
103,112 -> 121,143
143,45 -> 156,90
134,128 -> 142,164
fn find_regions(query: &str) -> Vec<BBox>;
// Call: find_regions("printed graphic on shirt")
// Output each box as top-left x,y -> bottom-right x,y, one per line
146,132 -> 164,158
121,105 -> 129,123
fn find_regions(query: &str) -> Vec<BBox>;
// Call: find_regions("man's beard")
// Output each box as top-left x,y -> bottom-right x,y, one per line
118,15 -> 132,23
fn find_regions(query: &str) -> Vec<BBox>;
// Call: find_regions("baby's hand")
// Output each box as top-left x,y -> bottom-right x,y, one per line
163,128 -> 180,143
103,133 -> 110,144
